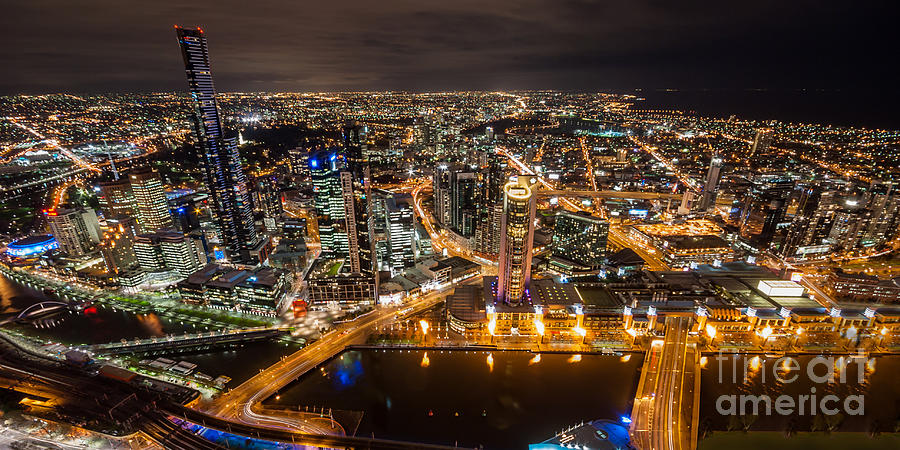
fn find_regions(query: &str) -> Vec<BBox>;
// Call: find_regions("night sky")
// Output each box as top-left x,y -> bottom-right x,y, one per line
2,1 -> 897,95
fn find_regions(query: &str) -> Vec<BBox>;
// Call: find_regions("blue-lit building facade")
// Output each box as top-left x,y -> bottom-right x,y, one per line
306,125 -> 377,304
310,150 -> 349,259
5,235 -> 59,258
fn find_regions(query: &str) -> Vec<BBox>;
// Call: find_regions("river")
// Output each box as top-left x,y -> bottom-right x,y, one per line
0,273 -> 301,385
264,349 -> 643,448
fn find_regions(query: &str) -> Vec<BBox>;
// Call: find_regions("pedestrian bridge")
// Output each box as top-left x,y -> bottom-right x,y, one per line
80,327 -> 291,356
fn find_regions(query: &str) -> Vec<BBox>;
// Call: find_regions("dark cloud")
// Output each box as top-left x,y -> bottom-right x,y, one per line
0,0 -> 896,94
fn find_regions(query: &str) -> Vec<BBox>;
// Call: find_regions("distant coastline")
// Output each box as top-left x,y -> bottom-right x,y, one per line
628,88 -> 900,130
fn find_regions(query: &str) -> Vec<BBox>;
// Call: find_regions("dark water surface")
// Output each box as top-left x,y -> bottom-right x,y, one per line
700,354 -> 900,434
265,349 -> 643,449
632,89 -> 900,129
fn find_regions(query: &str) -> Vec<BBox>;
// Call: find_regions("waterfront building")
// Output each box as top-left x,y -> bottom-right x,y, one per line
176,26 -> 259,263
177,264 -> 287,315
44,207 -> 100,256
306,259 -> 376,306
496,177 -> 536,305
129,167 -> 174,232
134,230 -> 203,278
4,235 -> 59,259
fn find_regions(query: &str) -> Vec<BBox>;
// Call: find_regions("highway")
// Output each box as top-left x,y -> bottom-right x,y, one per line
534,189 -> 681,200
1,324 -> 460,449
630,317 -> 699,450
608,225 -> 670,271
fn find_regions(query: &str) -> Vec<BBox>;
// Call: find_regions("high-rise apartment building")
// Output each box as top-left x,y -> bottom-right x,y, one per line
697,155 -> 723,211
134,230 -> 203,278
433,162 -> 479,238
176,26 -> 259,263
451,170 -> 478,237
306,125 -> 377,303
45,207 -> 101,256
129,168 -> 174,232
497,177 -> 536,305
310,150 -> 346,259
340,124 -> 376,276
433,163 -> 453,226
474,152 -> 506,257
738,178 -> 794,250
861,184 -> 900,247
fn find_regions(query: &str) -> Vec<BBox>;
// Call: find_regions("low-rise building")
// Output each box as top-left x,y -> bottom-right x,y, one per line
306,259 -> 376,306
827,270 -> 900,303
177,264 -> 288,315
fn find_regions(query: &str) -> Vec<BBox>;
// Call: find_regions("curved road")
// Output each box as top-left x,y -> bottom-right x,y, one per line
204,285 -> 463,435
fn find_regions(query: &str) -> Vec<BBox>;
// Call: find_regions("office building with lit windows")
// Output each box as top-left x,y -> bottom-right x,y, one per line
129,168 -> 174,232
551,210 -> 608,274
97,178 -> 136,221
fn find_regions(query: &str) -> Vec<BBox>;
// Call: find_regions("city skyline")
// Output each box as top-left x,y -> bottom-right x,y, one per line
2,6 -> 900,450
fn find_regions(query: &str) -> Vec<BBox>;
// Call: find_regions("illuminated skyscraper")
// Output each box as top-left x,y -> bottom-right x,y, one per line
308,126 -> 376,276
97,178 -> 136,221
433,163 -> 453,226
697,154 -> 723,211
496,177 -> 536,305
310,150 -> 348,259
749,128 -> 774,158
176,26 -> 259,263
129,168 -> 174,232
385,194 -> 416,275
306,126 -> 377,305
341,124 -> 376,275
474,152 -> 506,257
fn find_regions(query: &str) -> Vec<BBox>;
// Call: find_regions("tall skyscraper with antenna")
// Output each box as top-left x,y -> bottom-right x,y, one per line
175,26 -> 259,263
